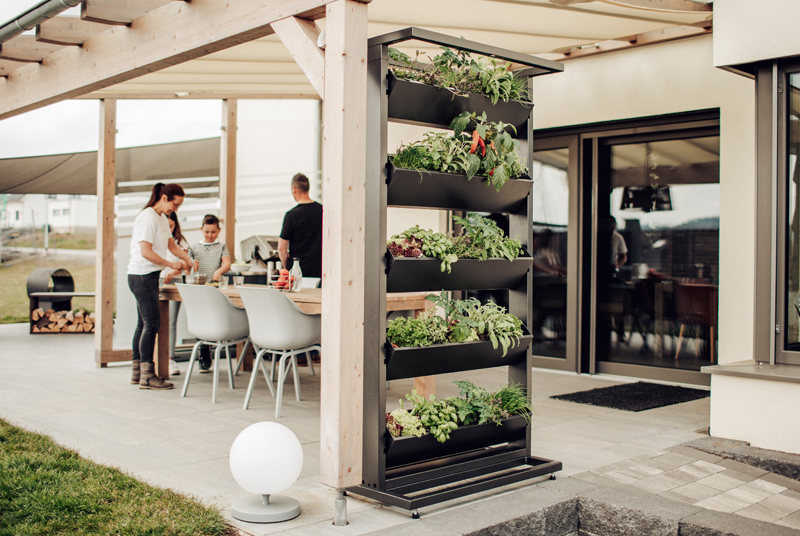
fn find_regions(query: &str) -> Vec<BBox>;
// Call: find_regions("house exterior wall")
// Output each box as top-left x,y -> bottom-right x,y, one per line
4,195 -> 47,229
532,34 -> 756,367
714,0 -> 800,67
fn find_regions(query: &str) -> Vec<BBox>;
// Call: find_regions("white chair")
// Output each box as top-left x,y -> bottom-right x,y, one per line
176,283 -> 250,403
302,277 -> 321,289
237,286 -> 321,418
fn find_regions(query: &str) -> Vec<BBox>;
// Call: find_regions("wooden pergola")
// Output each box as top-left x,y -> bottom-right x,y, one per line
0,0 -> 713,499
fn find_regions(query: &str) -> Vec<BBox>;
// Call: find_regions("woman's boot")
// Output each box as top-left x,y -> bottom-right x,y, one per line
131,359 -> 141,384
139,362 -> 174,390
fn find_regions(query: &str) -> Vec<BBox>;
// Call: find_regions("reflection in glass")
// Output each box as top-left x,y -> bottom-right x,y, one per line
785,74 -> 800,349
596,137 -> 720,371
531,149 -> 569,359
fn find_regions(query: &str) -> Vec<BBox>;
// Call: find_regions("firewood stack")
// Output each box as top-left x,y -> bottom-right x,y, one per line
31,308 -> 95,333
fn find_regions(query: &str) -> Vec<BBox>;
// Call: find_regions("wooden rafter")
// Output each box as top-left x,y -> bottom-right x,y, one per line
81,0 -> 185,26
0,36 -> 66,63
0,59 -> 25,77
272,16 -> 325,98
74,91 -> 322,99
600,0 -> 712,13
36,16 -> 109,46
552,21 -> 711,60
0,0 -> 337,120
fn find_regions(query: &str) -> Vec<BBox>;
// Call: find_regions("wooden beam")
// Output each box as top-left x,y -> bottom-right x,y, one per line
82,0 -> 183,26
554,22 -> 711,61
75,91 -> 321,99
0,60 -> 24,77
36,16 -> 108,46
272,16 -> 325,99
219,99 -> 237,258
600,0 -> 712,12
1,0 -> 336,120
95,349 -> 133,365
319,0 -> 368,491
94,99 -> 116,367
0,36 -> 65,63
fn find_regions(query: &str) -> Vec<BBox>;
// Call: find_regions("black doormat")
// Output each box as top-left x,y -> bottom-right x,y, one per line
550,381 -> 710,412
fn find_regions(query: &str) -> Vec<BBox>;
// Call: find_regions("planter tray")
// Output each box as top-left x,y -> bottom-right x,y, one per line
385,324 -> 532,381
385,245 -> 532,293
387,74 -> 533,133
386,161 -> 532,213
385,414 -> 528,469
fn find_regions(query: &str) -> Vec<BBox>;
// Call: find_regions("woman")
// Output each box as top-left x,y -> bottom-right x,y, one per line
128,183 -> 193,389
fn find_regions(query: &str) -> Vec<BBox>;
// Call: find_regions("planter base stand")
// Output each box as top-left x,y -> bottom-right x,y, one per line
349,450 -> 561,511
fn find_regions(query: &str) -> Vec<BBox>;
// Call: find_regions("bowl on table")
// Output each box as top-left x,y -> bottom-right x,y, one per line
231,264 -> 251,273
184,273 -> 208,285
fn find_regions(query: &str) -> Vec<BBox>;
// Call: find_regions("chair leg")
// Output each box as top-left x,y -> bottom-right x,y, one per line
307,351 -> 315,376
225,344 -> 235,389
275,352 -> 288,418
675,324 -> 685,361
291,353 -> 302,401
258,355 -> 276,397
234,339 -> 252,377
243,349 -> 267,410
181,340 -> 203,397
270,353 -> 277,381
212,345 -> 222,403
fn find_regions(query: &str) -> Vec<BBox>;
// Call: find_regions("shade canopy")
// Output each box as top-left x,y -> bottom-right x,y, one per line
0,0 -> 712,106
0,137 -> 220,195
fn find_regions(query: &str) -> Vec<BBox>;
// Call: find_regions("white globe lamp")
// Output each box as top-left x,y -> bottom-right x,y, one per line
229,422 -> 304,523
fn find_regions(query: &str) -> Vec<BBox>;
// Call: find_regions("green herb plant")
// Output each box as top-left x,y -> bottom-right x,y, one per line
392,111 -> 527,192
388,46 -> 530,105
387,213 -> 522,273
386,294 -> 524,357
386,381 -> 534,444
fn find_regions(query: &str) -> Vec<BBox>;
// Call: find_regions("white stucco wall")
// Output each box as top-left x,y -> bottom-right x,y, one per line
710,374 -> 800,454
532,34 -> 756,366
714,0 -> 800,67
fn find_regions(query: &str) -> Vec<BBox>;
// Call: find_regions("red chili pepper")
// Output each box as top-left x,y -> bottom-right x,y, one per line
489,168 -> 494,176
490,141 -> 498,155
478,137 -> 486,157
470,130 -> 479,154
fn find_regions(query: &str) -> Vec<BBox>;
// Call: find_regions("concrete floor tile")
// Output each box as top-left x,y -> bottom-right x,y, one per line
671,481 -> 723,502
762,472 -> 800,493
739,478 -> 788,498
696,473 -> 748,492
603,470 -> 639,484
783,489 -> 800,502
760,493 -> 800,515
718,468 -> 759,484
714,458 -> 769,479
777,511 -> 800,530
631,473 -> 685,494
694,493 -> 752,513
680,460 -> 726,479
667,445 -> 723,463
724,486 -> 768,506
659,489 -> 699,505
638,451 -> 697,472
736,503 -> 788,523
613,461 -> 664,479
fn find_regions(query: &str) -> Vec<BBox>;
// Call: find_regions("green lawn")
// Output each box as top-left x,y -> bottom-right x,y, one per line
3,231 -> 96,251
0,418 -> 237,536
0,257 -> 103,324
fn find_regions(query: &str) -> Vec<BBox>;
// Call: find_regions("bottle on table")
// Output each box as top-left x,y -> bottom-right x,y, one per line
291,258 -> 303,292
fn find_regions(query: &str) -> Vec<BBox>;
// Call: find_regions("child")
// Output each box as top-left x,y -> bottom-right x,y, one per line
189,214 -> 233,371
161,212 -> 190,376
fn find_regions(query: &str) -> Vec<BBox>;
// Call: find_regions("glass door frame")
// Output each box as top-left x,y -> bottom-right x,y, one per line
775,58 -> 800,365
531,135 -> 581,373
584,120 -> 720,385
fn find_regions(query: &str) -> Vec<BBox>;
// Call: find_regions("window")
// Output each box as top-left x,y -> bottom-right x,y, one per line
46,194 -> 57,199
15,211 -> 19,221
52,209 -> 60,216
62,208 -> 70,216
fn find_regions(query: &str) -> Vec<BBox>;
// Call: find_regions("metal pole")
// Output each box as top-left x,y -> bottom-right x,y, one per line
333,489 -> 347,526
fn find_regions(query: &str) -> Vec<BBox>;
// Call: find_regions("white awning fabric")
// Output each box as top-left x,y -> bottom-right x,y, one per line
0,137 -> 220,195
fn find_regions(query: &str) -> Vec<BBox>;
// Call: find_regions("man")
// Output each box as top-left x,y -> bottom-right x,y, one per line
279,173 -> 323,279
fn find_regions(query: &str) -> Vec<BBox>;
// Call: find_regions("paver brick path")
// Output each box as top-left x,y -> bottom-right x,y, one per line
574,445 -> 800,530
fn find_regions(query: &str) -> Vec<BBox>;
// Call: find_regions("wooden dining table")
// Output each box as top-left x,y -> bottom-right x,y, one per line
156,284 -> 437,393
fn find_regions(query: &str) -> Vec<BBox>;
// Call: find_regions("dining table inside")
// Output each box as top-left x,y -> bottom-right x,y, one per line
156,284 -> 437,394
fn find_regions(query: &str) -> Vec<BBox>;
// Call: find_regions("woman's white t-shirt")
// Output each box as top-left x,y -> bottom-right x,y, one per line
128,207 -> 171,275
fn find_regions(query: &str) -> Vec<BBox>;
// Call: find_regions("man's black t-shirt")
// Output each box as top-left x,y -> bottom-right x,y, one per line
280,201 -> 323,278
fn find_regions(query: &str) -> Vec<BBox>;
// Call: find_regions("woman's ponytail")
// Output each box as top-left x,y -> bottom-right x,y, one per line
144,183 -> 165,209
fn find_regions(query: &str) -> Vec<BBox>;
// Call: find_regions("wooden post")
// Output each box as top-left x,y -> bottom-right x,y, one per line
219,99 -> 237,257
95,99 -> 116,367
319,0 -> 368,490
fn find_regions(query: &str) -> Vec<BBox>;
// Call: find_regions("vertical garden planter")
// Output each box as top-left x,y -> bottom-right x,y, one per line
352,27 -> 564,513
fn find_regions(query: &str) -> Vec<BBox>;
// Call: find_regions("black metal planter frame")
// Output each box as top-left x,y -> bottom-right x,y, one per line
350,27 -> 563,512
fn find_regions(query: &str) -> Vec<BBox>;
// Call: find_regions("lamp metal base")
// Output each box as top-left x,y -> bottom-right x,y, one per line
231,495 -> 300,523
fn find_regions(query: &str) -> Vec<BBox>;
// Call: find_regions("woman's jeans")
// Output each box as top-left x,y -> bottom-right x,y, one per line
128,271 -> 161,364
